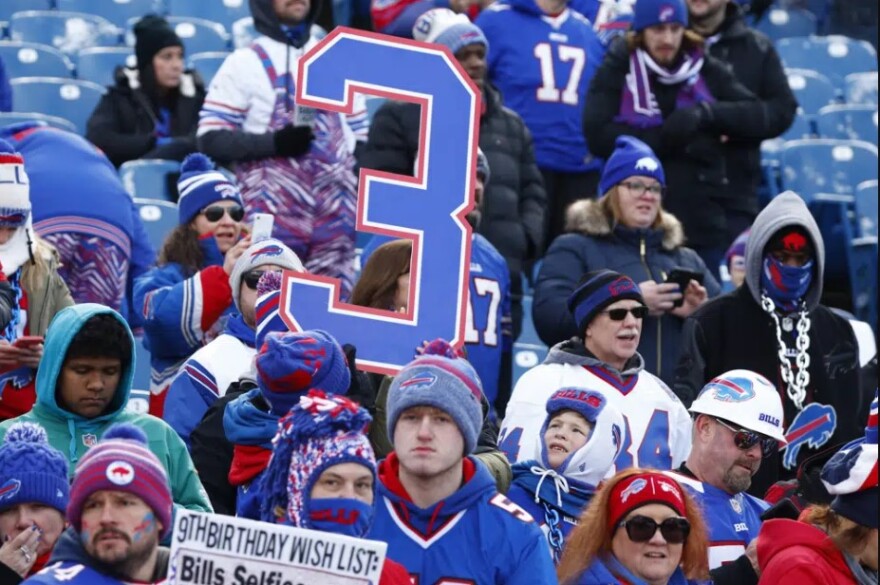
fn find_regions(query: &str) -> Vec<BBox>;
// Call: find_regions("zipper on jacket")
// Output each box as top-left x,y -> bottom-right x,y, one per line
639,236 -> 663,378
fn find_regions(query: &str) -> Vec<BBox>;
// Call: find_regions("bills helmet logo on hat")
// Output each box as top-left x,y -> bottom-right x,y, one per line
703,375 -> 757,403
106,461 -> 136,486
657,478 -> 683,502
634,157 -> 659,172
0,478 -> 21,501
250,244 -> 284,259
782,232 -> 808,252
214,183 -> 239,199
621,478 -> 648,503
659,5 -> 676,21
783,403 -> 838,470
400,370 -> 438,390
609,277 -> 638,296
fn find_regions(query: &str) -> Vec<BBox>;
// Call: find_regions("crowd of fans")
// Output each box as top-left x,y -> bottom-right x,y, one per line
0,0 -> 877,583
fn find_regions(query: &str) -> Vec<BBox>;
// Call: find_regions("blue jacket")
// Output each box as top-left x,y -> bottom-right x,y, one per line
533,200 -> 720,384
369,454 -> 558,584
574,554 -> 711,585
0,56 -> 11,112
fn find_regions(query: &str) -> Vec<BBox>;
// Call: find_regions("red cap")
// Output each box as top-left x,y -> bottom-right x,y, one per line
607,472 -> 687,530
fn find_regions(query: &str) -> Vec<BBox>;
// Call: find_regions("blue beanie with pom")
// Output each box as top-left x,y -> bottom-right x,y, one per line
0,423 -> 69,513
176,153 -> 243,225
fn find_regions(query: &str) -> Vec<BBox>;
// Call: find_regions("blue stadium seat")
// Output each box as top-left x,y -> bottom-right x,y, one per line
188,51 -> 229,86
512,342 -> 548,388
0,111 -> 78,133
777,36 -> 878,93
780,111 -> 814,140
122,160 -> 180,201
134,197 -> 178,252
755,7 -> 817,41
0,41 -> 74,79
168,0 -> 250,30
780,139 -> 879,204
9,11 -> 120,55
786,68 -> 838,116
76,47 -> 135,86
816,105 -> 878,145
56,0 -> 163,29
845,72 -> 878,106
9,77 -> 105,134
130,334 -> 153,400
0,0 -> 52,24
138,16 -> 230,54
856,179 -> 878,237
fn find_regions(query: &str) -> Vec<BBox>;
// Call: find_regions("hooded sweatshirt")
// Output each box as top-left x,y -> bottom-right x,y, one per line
0,304 -> 212,516
674,192 -> 873,496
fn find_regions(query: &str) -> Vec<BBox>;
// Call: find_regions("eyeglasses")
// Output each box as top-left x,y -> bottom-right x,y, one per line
202,205 -> 245,223
620,181 -> 665,197
242,270 -> 280,290
714,417 -> 778,458
602,306 -> 649,321
618,515 -> 691,544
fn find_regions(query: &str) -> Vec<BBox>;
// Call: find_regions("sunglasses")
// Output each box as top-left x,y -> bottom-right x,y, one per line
714,417 -> 778,458
202,205 -> 245,222
242,270 -> 280,290
618,515 -> 691,544
602,306 -> 649,321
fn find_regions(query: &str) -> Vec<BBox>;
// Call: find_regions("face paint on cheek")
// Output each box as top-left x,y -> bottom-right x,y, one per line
132,511 -> 156,543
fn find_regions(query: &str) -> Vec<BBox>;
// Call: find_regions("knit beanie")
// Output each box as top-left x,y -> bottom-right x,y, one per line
387,339 -> 483,455
0,423 -> 69,514
765,225 -> 815,259
229,239 -> 304,311
176,153 -> 243,225
725,229 -> 750,271
599,136 -> 665,196
632,0 -> 688,31
261,390 -> 376,530
567,270 -> 645,335
0,139 -> 30,229
67,424 -> 173,539
607,472 -> 687,530
412,8 -> 488,56
134,14 -> 184,71
255,330 -> 351,417
821,390 -> 878,528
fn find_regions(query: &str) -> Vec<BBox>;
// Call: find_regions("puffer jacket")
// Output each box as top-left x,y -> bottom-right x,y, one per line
534,199 -> 719,383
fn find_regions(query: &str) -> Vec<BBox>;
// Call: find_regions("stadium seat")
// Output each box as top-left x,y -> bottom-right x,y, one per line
0,111 -> 78,133
76,47 -> 136,87
856,179 -> 878,237
845,72 -> 878,106
122,160 -> 180,201
780,139 -> 879,204
816,104 -> 878,144
188,51 -> 229,86
786,68 -> 838,116
56,0 -> 162,29
754,7 -> 817,41
0,41 -> 74,79
777,36 -> 878,93
134,197 -> 178,252
9,11 -> 120,55
9,77 -> 105,134
130,334 -> 153,403
133,16 -> 229,55
0,0 -> 52,24
512,342 -> 548,388
780,111 -> 814,140
168,0 -> 250,30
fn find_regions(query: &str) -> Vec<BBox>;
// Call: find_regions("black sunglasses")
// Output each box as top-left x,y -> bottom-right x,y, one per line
202,205 -> 245,222
715,418 -> 778,458
242,270 -> 280,290
602,306 -> 649,321
618,515 -> 691,544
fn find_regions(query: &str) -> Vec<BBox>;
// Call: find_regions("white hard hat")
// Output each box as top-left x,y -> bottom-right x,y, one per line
689,370 -> 788,444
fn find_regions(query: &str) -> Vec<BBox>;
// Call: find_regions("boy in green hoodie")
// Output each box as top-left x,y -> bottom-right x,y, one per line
0,304 -> 212,519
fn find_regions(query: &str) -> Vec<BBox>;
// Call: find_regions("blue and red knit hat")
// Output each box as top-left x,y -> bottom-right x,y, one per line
0,423 -> 69,514
67,424 -> 173,539
567,270 -> 645,335
632,0 -> 688,31
255,330 -> 351,417
821,390 -> 878,528
176,153 -> 243,225
261,390 -> 375,531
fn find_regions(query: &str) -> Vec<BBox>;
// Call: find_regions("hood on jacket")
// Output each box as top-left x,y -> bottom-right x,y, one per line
744,191 -> 825,310
114,65 -> 201,98
250,0 -> 321,48
758,518 -> 860,582
35,304 -> 135,423
565,198 -> 686,251
223,388 -> 279,448
545,338 -> 646,377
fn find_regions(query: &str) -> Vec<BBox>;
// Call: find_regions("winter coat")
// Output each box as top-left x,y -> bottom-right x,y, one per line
758,519 -> 875,584
0,304 -> 212,516
534,199 -> 720,383
86,66 -> 205,168
583,38 -> 758,248
359,82 -> 547,274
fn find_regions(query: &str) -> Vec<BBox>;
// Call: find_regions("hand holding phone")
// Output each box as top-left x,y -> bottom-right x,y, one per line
250,213 -> 275,242
665,269 -> 704,308
13,336 -> 43,349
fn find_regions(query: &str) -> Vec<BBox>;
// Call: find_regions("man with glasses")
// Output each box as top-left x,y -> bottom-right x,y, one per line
669,369 -> 787,585
163,238 -> 304,449
501,269 -> 692,474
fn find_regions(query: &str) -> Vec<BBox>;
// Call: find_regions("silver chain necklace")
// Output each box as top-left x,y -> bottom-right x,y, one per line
761,294 -> 812,411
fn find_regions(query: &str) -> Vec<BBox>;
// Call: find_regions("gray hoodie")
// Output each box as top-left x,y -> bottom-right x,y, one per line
744,191 -> 825,311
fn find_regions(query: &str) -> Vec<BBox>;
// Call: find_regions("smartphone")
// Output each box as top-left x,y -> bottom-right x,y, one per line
13,336 -> 44,349
665,268 -> 704,308
251,213 -> 275,242
293,103 -> 317,129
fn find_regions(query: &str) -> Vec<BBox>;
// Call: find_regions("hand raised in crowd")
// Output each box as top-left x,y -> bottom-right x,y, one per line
0,525 -> 41,577
638,280 -> 683,316
14,342 -> 43,369
222,236 -> 252,275
0,340 -> 30,370
670,279 -> 708,319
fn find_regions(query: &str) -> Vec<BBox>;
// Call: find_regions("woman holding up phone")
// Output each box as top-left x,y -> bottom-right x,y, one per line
533,136 -> 719,385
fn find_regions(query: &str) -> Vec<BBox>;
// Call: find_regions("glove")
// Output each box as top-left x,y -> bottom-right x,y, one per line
273,124 -> 314,158
661,104 -> 709,150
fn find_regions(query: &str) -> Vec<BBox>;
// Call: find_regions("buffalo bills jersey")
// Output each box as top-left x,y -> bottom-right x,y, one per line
25,561 -> 165,584
476,0 -> 604,173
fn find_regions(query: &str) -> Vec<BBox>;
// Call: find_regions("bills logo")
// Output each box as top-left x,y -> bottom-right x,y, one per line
634,157 -> 659,172
783,403 -> 838,469
621,478 -> 648,503
703,376 -> 757,403
106,461 -> 136,486
214,183 -> 239,199
659,5 -> 677,21
250,244 -> 284,259
0,368 -> 33,396
782,232 -> 808,252
609,277 -> 637,296
311,508 -> 360,525
0,479 -> 21,502
399,371 -> 437,391
657,479 -> 683,502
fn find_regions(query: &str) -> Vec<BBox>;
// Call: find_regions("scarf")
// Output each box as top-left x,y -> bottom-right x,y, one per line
1,269 -> 23,342
761,256 -> 814,312
511,461 -> 594,518
0,224 -> 33,277
616,47 -> 715,129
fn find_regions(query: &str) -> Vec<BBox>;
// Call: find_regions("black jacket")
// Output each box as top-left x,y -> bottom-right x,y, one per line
359,83 -> 547,275
700,4 -> 799,214
86,67 -> 205,168
583,38 -> 758,248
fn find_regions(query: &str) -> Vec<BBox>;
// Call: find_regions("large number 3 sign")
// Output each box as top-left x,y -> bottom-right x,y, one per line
279,29 -> 481,375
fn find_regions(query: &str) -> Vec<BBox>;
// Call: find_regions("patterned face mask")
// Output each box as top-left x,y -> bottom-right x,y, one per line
761,255 -> 814,309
